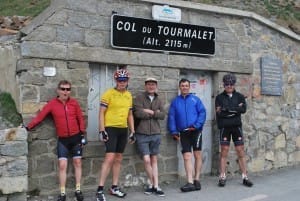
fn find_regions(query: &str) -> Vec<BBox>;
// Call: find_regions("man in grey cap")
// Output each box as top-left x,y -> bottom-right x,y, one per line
133,77 -> 166,196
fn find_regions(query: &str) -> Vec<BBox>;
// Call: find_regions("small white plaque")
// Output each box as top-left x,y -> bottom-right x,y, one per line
43,67 -> 56,77
152,5 -> 181,22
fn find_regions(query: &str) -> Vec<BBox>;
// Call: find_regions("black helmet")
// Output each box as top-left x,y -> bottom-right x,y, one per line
223,73 -> 236,85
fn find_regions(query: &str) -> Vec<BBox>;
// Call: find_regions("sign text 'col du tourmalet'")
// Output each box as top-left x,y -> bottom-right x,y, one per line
111,14 -> 216,56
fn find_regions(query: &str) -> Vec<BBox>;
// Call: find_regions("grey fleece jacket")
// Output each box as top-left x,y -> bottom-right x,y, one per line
133,92 -> 165,135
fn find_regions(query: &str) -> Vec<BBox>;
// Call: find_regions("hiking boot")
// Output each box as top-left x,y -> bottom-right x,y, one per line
96,191 -> 106,201
194,180 -> 201,190
144,186 -> 154,195
109,186 -> 127,198
243,178 -> 253,187
218,177 -> 226,187
154,187 -> 165,197
57,194 -> 66,201
75,190 -> 84,201
180,182 -> 195,192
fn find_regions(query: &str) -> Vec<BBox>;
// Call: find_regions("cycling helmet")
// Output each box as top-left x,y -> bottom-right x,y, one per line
114,69 -> 130,81
223,73 -> 236,85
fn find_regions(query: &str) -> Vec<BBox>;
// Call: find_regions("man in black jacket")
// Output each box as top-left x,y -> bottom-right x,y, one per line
215,73 -> 253,188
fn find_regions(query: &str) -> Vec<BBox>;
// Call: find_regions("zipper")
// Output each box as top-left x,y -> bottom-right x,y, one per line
184,96 -> 188,129
149,97 -> 153,134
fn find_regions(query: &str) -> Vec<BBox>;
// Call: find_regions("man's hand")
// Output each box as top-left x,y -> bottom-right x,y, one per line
183,126 -> 196,132
172,134 -> 180,141
19,123 -> 29,131
128,133 -> 136,144
187,126 -> 196,132
99,131 -> 109,142
143,109 -> 154,115
188,127 -> 196,132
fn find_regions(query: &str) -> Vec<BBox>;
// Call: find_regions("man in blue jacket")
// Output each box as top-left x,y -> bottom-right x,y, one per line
168,78 -> 206,192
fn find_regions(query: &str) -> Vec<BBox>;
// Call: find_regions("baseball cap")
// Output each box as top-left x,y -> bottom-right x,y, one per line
145,77 -> 158,84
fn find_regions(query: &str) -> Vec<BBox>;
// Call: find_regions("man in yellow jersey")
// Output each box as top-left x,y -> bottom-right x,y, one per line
96,68 -> 135,201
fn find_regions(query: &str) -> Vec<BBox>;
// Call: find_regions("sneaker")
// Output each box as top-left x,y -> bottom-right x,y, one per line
194,180 -> 201,190
109,186 -> 127,198
180,182 -> 195,192
154,187 -> 165,197
96,191 -> 106,201
243,178 -> 253,187
144,186 -> 154,195
57,194 -> 66,201
218,177 -> 226,187
75,190 -> 84,201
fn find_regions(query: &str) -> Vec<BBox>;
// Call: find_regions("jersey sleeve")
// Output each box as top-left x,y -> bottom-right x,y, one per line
100,90 -> 110,108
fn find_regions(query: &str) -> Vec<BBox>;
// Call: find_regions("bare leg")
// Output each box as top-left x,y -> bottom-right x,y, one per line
220,145 -> 229,176
235,145 -> 247,175
183,152 -> 193,183
112,153 -> 123,186
98,153 -> 116,186
73,158 -> 82,187
193,151 -> 202,180
58,159 -> 68,192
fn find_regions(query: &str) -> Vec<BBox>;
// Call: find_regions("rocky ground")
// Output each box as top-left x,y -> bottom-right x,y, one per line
0,16 -> 31,36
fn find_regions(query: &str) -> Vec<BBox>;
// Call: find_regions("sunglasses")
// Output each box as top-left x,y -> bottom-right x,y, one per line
116,79 -> 128,82
60,87 -> 71,91
224,84 -> 234,87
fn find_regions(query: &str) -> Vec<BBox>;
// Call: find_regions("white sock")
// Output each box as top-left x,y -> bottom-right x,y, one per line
220,173 -> 226,179
242,173 -> 248,179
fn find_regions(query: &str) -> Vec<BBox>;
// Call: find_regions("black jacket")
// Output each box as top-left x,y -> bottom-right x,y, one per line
215,90 -> 246,129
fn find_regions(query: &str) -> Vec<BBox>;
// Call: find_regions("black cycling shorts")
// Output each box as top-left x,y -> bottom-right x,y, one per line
219,127 -> 244,146
180,130 -> 202,154
57,133 -> 82,160
104,127 -> 128,153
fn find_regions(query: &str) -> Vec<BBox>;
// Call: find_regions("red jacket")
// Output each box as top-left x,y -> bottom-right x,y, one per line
27,97 -> 86,138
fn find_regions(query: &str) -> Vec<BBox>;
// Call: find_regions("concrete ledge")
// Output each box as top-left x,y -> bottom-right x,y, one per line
20,42 -> 253,74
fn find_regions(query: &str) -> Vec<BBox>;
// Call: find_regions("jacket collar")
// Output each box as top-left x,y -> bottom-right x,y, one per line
180,93 -> 192,98
222,90 -> 236,96
143,91 -> 158,98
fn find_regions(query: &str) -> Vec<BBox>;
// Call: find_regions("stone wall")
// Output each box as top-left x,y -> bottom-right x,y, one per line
0,128 -> 28,201
13,0 -> 300,196
0,38 -> 20,109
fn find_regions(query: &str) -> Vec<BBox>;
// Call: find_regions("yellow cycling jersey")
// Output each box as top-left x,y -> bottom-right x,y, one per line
100,88 -> 132,128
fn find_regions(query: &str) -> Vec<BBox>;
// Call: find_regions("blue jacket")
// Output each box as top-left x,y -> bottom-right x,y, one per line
168,93 -> 206,135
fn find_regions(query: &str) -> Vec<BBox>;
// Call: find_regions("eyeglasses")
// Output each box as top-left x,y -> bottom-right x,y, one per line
59,87 -> 71,91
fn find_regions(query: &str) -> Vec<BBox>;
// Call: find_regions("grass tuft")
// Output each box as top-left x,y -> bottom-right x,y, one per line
0,0 -> 51,17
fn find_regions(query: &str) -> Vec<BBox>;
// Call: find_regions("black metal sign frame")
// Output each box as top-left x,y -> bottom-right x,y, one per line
111,14 -> 215,56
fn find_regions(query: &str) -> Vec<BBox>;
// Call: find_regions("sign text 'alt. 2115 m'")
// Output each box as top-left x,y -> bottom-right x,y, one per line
111,14 -> 216,56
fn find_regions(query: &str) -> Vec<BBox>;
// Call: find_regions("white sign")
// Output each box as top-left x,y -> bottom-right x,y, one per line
43,66 -> 56,77
152,5 -> 181,22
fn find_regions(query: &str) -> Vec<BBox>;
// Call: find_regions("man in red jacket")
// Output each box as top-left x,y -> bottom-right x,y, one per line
25,80 -> 86,201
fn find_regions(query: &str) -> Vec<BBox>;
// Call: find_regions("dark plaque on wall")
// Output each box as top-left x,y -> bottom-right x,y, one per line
261,56 -> 283,96
111,14 -> 215,56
